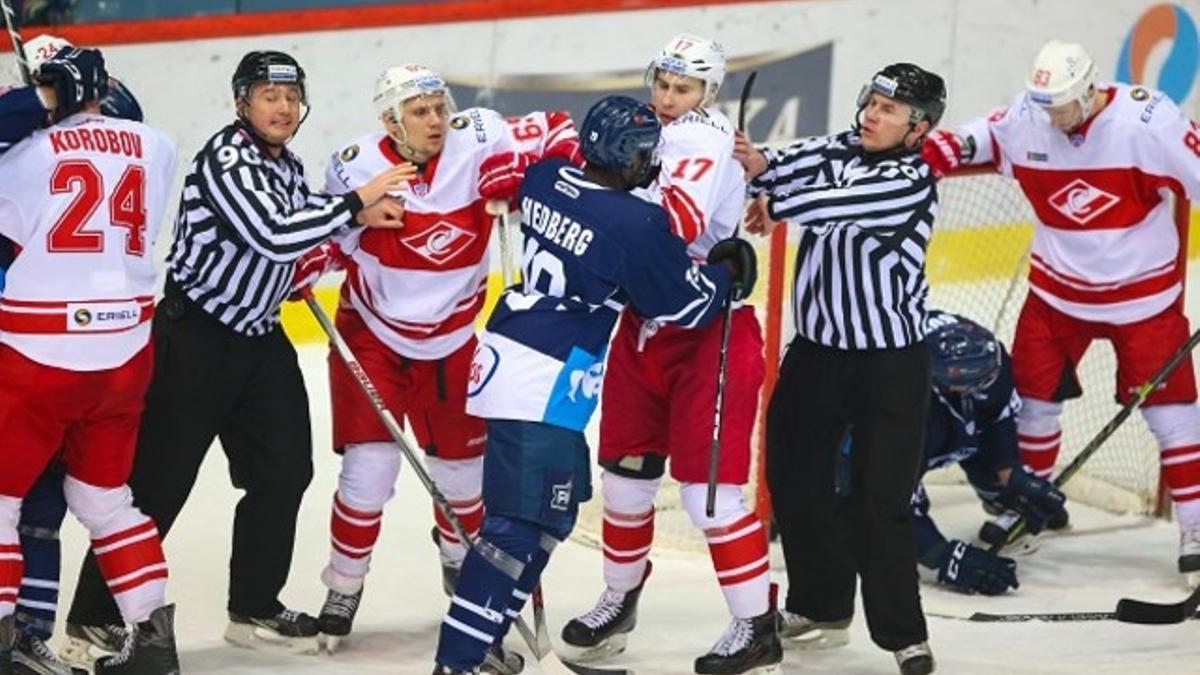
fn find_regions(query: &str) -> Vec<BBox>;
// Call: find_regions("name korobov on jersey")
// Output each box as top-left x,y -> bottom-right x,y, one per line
467,158 -> 731,431
323,107 -> 518,360
639,106 -> 746,260
0,112 -> 177,370
957,82 -> 1200,324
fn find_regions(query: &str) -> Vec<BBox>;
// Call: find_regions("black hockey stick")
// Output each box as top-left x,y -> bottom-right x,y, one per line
989,326 -> 1200,553
1,0 -> 30,85
928,608 -> 1198,623
1115,585 -> 1200,625
704,71 -> 760,517
302,291 -> 626,675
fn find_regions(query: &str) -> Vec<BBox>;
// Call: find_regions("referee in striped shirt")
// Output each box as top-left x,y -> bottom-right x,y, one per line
735,64 -> 945,675
66,50 -> 413,648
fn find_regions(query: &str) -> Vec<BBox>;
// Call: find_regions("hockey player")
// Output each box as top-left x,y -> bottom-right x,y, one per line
0,41 -> 146,675
923,40 -> 1200,586
0,47 -> 180,674
432,94 -> 756,675
295,65 -> 579,660
560,34 -> 778,675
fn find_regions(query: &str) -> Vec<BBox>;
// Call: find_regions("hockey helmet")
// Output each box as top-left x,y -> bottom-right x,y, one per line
926,311 -> 1002,394
373,64 -> 456,124
23,34 -> 73,77
580,95 -> 663,188
101,77 -> 143,122
1026,40 -> 1096,115
856,63 -> 947,130
644,33 -> 726,106
232,50 -> 307,104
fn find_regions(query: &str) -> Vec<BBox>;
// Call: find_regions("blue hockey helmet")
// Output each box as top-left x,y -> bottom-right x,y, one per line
100,77 -> 143,122
926,311 -> 1001,394
580,95 -> 662,187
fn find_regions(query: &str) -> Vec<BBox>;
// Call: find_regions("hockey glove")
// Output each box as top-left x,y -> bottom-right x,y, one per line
37,47 -> 109,121
707,237 -> 758,302
997,469 -> 1067,535
920,130 -> 962,179
479,151 -> 537,205
924,539 -> 1018,596
542,110 -> 584,166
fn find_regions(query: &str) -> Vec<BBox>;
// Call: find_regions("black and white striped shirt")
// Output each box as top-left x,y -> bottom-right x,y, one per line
167,122 -> 363,336
751,131 -> 937,351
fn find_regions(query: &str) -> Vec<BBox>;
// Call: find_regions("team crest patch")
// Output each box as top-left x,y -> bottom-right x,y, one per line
450,116 -> 469,130
339,145 -> 360,162
1130,87 -> 1150,101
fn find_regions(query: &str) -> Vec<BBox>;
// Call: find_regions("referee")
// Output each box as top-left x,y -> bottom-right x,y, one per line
64,50 -> 412,655
734,63 -> 945,675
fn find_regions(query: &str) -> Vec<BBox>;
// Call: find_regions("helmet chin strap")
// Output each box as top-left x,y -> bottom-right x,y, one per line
385,110 -> 431,165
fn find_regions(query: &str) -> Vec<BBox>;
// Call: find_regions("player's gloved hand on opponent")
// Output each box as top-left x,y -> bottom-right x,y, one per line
997,469 -> 1067,535
541,110 -> 585,166
479,151 -> 538,204
37,47 -> 109,121
707,237 -> 758,301
923,539 -> 1018,596
920,130 -> 962,179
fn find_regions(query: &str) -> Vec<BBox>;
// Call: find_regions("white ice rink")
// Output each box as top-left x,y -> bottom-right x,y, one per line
49,345 -> 1199,675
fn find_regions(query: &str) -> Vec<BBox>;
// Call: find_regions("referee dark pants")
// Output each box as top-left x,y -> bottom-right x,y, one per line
766,336 -> 930,651
67,282 -> 314,625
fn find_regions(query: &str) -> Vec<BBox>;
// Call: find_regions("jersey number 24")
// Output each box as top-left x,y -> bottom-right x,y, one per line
48,159 -> 147,256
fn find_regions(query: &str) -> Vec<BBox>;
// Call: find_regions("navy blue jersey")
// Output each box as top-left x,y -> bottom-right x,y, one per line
467,158 -> 732,431
911,348 -> 1022,558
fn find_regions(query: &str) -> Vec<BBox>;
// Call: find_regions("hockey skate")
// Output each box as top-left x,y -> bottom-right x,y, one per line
1,614 -> 14,675
317,586 -> 362,653
694,611 -> 782,675
481,642 -> 524,675
894,641 -> 935,675
560,562 -> 651,662
1179,529 -> 1200,589
776,609 -> 851,650
11,631 -> 86,675
977,505 -> 1069,555
432,664 -> 478,675
58,621 -> 127,670
93,604 -> 180,675
224,606 -> 320,654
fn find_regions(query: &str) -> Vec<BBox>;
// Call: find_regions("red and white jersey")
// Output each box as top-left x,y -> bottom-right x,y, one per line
0,112 -> 176,371
958,82 -> 1200,324
504,110 -> 578,156
324,107 -> 516,360
638,107 -> 746,260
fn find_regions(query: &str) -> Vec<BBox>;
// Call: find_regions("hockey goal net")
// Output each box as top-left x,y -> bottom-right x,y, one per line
571,167 -> 1187,555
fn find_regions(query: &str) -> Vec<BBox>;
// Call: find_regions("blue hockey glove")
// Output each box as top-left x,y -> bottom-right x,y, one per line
923,539 -> 1018,596
998,469 -> 1067,535
37,47 -> 109,121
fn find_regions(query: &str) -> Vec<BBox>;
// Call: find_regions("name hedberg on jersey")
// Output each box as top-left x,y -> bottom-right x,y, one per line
49,126 -> 144,159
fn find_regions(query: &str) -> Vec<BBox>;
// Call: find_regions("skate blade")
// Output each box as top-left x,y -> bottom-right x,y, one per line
223,622 -> 321,655
1185,570 -> 1200,590
318,632 -> 348,654
783,627 -> 849,651
558,632 -> 629,664
58,635 -> 114,669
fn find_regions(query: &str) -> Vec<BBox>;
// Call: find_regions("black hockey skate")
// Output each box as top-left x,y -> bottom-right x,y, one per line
93,605 -> 179,675
432,664 -> 477,675
225,606 -> 320,654
58,621 -> 127,670
560,562 -> 652,662
894,642 -> 935,675
694,610 -> 782,675
318,586 -> 362,653
11,630 -> 86,675
978,505 -> 1069,553
481,642 -> 524,675
1180,529 -> 1200,588
775,609 -> 851,650
1,614 -> 14,675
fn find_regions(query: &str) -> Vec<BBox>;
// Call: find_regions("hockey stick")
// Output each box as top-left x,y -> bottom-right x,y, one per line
302,291 -> 624,675
925,609 -> 1200,623
704,72 -> 760,517
1,0 -> 30,85
487,200 -> 517,289
989,325 -> 1200,553
1115,585 -> 1200,625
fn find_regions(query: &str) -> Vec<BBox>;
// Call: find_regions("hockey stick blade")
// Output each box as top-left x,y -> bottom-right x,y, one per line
1114,586 -> 1200,625
561,661 -> 636,675
737,70 -> 758,132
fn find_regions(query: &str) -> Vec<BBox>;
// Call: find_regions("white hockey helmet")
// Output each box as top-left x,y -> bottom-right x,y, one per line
373,64 -> 456,124
644,33 -> 726,106
22,33 -> 73,78
1026,40 -> 1097,114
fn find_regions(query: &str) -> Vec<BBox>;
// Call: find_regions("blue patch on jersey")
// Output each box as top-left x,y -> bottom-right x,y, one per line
543,345 -> 606,431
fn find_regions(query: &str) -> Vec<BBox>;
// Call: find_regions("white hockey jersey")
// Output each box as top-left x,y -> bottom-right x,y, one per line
323,107 -> 517,360
957,83 -> 1200,324
504,110 -> 578,157
638,107 -> 746,260
0,112 -> 176,371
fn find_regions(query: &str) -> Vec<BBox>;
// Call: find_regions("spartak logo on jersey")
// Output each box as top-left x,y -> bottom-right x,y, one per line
400,220 -> 478,264
1048,178 -> 1121,225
